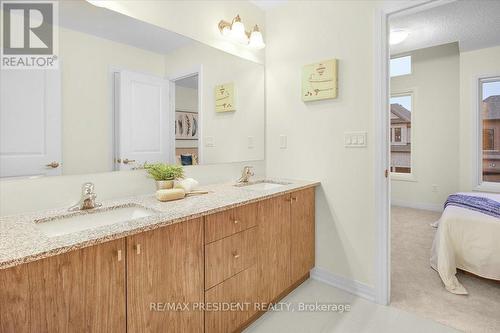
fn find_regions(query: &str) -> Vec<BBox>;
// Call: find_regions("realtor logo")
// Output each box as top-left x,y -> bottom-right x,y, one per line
1,1 -> 58,69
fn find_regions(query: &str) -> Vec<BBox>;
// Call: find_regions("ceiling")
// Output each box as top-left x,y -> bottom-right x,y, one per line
59,1 -> 193,55
249,0 -> 288,11
390,0 -> 500,54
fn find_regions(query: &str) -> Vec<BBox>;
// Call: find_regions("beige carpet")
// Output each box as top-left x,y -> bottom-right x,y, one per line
391,206 -> 500,333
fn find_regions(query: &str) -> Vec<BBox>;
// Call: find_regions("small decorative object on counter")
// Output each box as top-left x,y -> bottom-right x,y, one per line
144,163 -> 185,190
174,178 -> 200,192
156,188 -> 209,202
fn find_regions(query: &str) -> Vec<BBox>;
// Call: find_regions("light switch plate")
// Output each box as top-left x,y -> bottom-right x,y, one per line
344,132 -> 367,148
205,136 -> 215,147
280,135 -> 287,149
247,136 -> 254,149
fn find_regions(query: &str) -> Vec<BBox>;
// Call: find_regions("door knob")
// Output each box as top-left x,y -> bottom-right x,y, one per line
122,158 -> 136,164
45,161 -> 60,168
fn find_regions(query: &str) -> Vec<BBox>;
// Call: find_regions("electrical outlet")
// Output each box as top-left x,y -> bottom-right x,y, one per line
432,184 -> 439,193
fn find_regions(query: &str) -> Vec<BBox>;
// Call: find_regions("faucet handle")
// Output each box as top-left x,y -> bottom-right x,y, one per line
82,182 -> 95,195
244,166 -> 254,175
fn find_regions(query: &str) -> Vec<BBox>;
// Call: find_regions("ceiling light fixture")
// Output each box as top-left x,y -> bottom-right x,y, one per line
218,15 -> 265,49
390,30 -> 409,45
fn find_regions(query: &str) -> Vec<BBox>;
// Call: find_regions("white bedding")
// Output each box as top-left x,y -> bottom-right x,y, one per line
430,192 -> 500,294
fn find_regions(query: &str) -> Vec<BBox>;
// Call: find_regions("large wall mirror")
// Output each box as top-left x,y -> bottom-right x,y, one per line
0,1 -> 265,178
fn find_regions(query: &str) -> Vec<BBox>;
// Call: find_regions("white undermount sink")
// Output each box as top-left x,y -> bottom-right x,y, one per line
35,205 -> 157,237
237,180 -> 291,191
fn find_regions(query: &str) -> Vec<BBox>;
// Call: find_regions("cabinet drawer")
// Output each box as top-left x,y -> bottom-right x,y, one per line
205,227 -> 257,290
204,202 -> 258,244
205,265 -> 258,333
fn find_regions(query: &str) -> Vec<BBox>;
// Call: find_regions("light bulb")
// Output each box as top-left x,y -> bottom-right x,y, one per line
390,30 -> 409,45
248,25 -> 265,49
230,15 -> 248,44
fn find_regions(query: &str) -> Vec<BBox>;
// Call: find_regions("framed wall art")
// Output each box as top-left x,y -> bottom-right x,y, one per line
175,111 -> 198,140
302,59 -> 338,102
215,82 -> 235,112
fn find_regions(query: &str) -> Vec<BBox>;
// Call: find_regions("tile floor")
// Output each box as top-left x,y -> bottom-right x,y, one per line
244,279 -> 458,333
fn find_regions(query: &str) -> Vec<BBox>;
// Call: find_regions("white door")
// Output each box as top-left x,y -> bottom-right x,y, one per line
115,70 -> 171,170
0,69 -> 61,178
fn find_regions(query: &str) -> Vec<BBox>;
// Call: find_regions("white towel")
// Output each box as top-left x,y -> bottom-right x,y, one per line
174,178 -> 199,192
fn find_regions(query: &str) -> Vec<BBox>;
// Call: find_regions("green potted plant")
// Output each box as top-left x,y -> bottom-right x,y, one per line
144,163 -> 184,189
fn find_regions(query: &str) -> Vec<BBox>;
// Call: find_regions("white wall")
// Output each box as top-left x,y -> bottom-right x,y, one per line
459,46 -> 500,192
165,43 -> 265,164
100,0 -> 265,64
60,27 -> 166,175
175,85 -> 198,112
391,43 -> 460,209
265,1 -> 377,287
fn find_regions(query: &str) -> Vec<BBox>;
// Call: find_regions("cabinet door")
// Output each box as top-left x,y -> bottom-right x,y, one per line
205,265 -> 258,333
257,194 -> 291,304
290,188 -> 315,283
0,239 -> 126,333
127,219 -> 204,333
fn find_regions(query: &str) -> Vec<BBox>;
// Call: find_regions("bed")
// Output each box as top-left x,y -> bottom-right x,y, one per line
430,192 -> 500,294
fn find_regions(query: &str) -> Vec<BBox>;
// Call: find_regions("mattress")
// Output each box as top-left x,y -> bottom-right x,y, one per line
430,192 -> 500,294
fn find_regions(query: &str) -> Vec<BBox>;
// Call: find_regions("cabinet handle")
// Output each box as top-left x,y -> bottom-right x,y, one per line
232,251 -> 240,259
135,244 -> 141,255
292,197 -> 298,202
117,250 -> 122,262
285,197 -> 292,202
233,219 -> 240,224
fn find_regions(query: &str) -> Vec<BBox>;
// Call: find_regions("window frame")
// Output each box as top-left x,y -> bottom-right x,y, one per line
389,90 -> 416,182
475,76 -> 500,191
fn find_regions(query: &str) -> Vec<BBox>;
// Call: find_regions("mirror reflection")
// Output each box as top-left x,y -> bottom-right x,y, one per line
0,1 -> 265,178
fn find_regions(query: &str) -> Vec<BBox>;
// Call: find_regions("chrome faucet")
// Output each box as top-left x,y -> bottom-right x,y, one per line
238,166 -> 255,183
69,182 -> 102,211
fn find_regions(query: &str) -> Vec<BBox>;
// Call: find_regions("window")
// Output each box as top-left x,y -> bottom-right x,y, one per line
390,56 -> 411,77
483,129 -> 494,151
394,128 -> 402,142
390,94 -> 412,174
479,77 -> 500,183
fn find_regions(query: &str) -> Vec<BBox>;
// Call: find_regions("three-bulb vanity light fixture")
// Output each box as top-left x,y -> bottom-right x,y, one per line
218,15 -> 265,50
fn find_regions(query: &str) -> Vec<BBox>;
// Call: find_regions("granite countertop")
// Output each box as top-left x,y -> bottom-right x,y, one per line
0,179 -> 319,270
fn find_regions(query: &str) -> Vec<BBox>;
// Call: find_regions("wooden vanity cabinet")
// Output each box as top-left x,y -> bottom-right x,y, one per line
126,218 -> 204,333
0,238 -> 126,333
205,187 -> 316,333
0,187 -> 315,333
257,194 -> 292,304
289,188 -> 315,283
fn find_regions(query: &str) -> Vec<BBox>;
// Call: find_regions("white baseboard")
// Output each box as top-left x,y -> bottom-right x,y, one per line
310,267 -> 375,302
391,199 -> 442,212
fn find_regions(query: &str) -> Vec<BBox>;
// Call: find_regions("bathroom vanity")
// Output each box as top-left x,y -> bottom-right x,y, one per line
0,180 -> 317,333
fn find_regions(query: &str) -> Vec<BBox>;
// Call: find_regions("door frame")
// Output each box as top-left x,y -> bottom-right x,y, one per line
169,65 -> 203,165
372,0 -> 454,305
